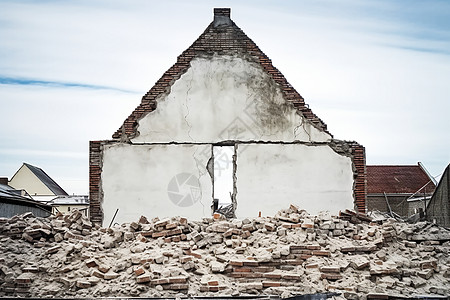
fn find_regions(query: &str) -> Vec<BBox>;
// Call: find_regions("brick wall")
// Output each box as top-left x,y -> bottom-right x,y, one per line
349,143 -> 366,213
89,141 -> 103,224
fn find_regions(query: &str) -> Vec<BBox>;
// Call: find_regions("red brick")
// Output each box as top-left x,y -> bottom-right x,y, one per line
185,250 -> 202,259
151,278 -> 169,285
282,273 -> 301,280
263,281 -> 281,287
263,273 -> 282,279
168,276 -> 187,283
233,267 -> 252,273
312,250 -> 330,257
134,267 -> 145,276
136,274 -> 152,283
229,260 -> 243,267
242,260 -> 259,267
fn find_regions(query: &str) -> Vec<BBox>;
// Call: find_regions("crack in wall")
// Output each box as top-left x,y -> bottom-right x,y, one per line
183,68 -> 195,141
293,113 -> 313,143
206,146 -> 215,215
192,146 -> 207,216
231,144 -> 237,218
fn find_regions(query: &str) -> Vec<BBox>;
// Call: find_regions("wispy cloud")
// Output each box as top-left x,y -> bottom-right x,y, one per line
0,76 -> 136,93
382,45 -> 450,56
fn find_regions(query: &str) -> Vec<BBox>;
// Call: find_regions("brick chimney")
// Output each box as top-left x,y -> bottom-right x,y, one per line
213,8 -> 232,27
0,177 -> 8,185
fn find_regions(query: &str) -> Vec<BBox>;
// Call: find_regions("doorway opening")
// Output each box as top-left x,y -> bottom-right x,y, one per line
212,145 -> 235,217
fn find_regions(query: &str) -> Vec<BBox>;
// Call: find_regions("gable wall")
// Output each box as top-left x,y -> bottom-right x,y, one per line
92,55 -> 364,225
132,56 -> 330,144
9,165 -> 54,196
89,9 -> 366,225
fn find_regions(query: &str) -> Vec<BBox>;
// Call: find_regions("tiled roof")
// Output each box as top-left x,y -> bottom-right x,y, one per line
367,164 -> 436,194
113,8 -> 330,140
24,163 -> 68,196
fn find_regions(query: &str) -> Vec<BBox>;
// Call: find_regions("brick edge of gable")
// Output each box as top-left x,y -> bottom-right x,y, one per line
112,20 -> 330,141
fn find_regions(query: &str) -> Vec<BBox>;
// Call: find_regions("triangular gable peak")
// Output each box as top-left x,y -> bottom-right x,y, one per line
9,163 -> 68,196
113,8 -> 331,142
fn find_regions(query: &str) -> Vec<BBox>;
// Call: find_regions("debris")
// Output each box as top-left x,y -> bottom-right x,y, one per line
0,207 -> 449,298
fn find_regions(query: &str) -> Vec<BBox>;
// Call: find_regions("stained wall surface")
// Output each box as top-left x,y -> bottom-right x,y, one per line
132,56 -> 331,144
235,144 -> 354,218
98,55 -> 357,225
101,143 -> 212,225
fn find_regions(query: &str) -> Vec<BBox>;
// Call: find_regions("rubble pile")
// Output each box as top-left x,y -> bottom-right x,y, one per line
0,205 -> 449,299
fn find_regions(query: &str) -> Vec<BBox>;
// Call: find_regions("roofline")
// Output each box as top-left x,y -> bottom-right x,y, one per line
366,164 -> 422,167
0,196 -> 52,209
368,192 -> 434,196
23,163 -> 68,196
8,162 -> 26,184
418,162 -> 437,185
51,203 -> 89,206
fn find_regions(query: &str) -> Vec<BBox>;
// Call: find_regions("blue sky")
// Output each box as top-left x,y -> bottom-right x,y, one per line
1,0 -> 449,194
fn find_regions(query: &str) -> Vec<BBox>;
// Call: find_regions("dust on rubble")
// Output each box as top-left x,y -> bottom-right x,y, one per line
0,205 -> 449,298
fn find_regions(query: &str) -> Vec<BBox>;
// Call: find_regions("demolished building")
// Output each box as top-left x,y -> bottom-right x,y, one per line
0,206 -> 449,298
90,8 -> 366,226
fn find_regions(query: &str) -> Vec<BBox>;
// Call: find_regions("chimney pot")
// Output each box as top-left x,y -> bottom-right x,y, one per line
214,8 -> 231,17
0,177 -> 8,186
213,8 -> 232,27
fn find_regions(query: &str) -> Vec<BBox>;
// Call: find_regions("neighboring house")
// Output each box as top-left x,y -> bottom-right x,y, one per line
90,8 -> 366,225
366,163 -> 436,217
8,163 -> 68,202
426,164 -> 449,227
48,195 -> 89,218
0,179 -> 52,218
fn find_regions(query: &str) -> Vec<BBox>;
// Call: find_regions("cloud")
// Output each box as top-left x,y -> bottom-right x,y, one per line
0,76 -> 136,93
0,0 -> 449,194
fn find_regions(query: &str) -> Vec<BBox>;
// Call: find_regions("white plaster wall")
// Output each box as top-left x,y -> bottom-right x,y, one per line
101,143 -> 212,225
133,55 -> 331,144
235,144 -> 354,218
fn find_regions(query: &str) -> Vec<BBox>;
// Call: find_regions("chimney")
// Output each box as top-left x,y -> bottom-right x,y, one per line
213,8 -> 232,27
0,177 -> 8,185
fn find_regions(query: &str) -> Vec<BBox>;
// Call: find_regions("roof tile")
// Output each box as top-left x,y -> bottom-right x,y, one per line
367,165 -> 435,194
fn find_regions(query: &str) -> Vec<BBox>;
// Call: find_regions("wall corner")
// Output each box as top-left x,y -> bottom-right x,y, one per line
89,140 -> 104,225
349,142 -> 367,213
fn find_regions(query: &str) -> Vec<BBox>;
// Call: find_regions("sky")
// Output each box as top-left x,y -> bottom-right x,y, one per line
0,0 -> 449,195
